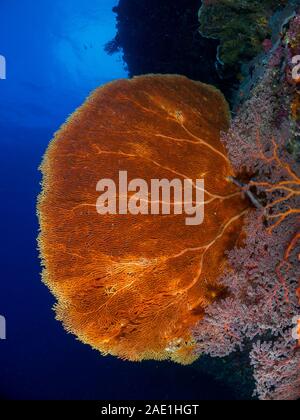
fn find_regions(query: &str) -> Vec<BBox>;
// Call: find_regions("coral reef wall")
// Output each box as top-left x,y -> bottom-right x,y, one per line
102,0 -> 300,400
199,0 -> 289,73
193,10 -> 300,401
105,0 -> 230,92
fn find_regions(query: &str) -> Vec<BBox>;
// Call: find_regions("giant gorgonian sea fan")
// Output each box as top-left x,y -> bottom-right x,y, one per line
38,74 -> 249,365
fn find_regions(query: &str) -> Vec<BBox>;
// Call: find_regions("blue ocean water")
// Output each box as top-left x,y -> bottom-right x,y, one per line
0,0 -> 235,400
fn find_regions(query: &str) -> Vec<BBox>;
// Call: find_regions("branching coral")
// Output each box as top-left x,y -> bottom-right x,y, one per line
251,332 -> 300,400
38,75 -> 249,364
193,17 -> 300,399
193,210 -> 299,347
225,109 -> 300,251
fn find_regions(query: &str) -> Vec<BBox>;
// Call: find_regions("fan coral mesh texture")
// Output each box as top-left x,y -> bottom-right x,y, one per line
38,75 -> 249,365
193,22 -> 300,399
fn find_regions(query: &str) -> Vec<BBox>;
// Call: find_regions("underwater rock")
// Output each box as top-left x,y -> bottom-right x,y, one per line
105,0 -> 234,95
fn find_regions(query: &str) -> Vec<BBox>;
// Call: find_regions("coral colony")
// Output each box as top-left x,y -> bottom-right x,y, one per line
39,75 -> 249,365
199,0 -> 290,70
193,9 -> 300,400
293,55 -> 300,80
38,4 -> 300,401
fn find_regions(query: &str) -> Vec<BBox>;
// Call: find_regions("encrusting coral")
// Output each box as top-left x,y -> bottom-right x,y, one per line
38,75 -> 249,364
199,0 -> 289,71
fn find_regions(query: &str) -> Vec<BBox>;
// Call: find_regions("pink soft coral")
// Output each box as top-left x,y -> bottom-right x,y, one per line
193,19 -> 300,400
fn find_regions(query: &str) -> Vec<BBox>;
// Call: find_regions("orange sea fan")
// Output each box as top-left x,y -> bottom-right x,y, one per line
38,75 -> 249,364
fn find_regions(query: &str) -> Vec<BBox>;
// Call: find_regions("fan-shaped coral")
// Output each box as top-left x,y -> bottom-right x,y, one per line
38,75 -> 249,364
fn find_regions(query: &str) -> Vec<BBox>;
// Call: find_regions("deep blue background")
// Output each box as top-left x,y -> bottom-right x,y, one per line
0,0 -> 234,400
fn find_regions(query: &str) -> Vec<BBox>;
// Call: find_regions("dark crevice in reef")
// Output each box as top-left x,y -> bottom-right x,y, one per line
105,0 -> 237,101
194,342 -> 256,401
